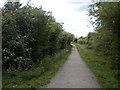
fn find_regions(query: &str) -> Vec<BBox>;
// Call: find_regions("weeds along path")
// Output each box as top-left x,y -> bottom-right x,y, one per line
42,45 -> 100,88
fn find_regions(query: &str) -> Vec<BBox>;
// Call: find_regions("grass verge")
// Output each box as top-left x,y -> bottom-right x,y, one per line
0,71 -> 1,89
2,48 -> 71,88
74,43 -> 119,88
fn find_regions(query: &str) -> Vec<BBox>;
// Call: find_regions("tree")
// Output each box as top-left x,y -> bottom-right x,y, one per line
88,2 -> 120,70
2,2 -> 74,70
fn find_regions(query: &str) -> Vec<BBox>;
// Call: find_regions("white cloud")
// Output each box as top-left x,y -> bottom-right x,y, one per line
30,0 -> 94,37
0,0 -> 94,37
0,0 -> 5,7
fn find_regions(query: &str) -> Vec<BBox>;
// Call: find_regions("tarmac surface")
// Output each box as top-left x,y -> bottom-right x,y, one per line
42,45 -> 101,88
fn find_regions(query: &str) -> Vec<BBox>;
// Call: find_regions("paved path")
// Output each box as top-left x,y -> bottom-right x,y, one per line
42,45 -> 101,88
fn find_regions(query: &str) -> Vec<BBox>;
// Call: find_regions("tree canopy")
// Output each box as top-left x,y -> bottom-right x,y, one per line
77,2 -> 120,71
2,2 -> 74,70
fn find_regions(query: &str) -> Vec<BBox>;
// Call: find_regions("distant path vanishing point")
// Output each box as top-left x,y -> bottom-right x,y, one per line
42,45 -> 101,88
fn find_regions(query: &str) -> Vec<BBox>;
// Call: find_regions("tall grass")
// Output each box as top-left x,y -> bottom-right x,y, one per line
74,43 -> 119,88
2,48 -> 71,88
0,71 -> 1,89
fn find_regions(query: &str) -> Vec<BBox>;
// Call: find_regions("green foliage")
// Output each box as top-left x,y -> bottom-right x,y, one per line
2,2 -> 74,70
59,31 -> 74,49
74,43 -> 119,88
78,36 -> 87,45
74,38 -> 78,43
3,48 -> 71,88
88,2 -> 120,70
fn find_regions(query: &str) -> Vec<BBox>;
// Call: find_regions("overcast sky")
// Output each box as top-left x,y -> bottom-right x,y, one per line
0,0 -> 96,37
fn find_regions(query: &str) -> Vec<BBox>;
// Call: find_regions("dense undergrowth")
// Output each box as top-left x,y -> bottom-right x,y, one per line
2,47 -> 71,88
2,2 -> 73,88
